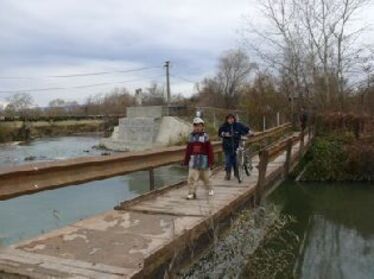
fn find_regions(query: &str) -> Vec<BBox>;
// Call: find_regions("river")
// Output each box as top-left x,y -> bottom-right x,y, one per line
262,182 -> 374,279
0,135 -> 105,167
0,135 -> 187,246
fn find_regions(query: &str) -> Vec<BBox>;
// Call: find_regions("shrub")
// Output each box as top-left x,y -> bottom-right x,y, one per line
302,133 -> 374,182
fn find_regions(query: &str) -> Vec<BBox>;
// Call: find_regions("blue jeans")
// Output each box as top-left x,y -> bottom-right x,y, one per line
224,150 -> 237,172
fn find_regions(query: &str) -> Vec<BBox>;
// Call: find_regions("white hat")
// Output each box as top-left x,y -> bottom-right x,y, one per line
193,117 -> 204,125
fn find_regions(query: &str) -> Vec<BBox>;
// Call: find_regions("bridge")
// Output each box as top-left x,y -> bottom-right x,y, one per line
0,123 -> 314,278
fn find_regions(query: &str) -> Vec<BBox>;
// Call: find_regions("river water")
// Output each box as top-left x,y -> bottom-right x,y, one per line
0,135 -> 105,167
242,182 -> 374,279
0,136 -> 186,246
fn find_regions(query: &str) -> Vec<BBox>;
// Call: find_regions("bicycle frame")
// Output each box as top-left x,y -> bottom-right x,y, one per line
235,137 -> 253,183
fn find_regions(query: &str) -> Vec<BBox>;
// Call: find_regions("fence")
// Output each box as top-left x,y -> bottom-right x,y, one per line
167,105 -> 287,131
255,126 -> 314,205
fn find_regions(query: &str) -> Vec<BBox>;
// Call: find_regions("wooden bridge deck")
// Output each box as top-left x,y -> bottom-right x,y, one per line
0,134 -> 309,278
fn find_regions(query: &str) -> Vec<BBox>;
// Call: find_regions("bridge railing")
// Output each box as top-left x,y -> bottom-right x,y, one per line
255,126 -> 314,205
0,123 -> 292,201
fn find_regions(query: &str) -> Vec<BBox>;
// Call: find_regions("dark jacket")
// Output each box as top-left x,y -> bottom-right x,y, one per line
218,121 -> 250,153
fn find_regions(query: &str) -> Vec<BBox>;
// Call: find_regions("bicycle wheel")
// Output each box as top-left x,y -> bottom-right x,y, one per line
236,151 -> 244,183
244,154 -> 252,176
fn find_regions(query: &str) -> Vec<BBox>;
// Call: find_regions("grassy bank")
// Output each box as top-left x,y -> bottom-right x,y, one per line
296,114 -> 373,182
0,119 -> 105,143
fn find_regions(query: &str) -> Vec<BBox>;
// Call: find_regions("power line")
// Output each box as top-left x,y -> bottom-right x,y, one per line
0,75 -> 164,95
170,74 -> 197,84
0,66 -> 161,80
50,66 -> 161,78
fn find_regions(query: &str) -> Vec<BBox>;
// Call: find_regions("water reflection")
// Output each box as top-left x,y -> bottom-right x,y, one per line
268,183 -> 374,279
299,215 -> 374,279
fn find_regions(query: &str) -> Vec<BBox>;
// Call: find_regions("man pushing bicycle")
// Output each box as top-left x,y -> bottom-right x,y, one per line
218,113 -> 253,181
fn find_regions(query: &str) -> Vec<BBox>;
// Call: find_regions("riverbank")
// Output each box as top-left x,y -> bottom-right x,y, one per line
0,119 -> 106,143
295,133 -> 374,182
295,114 -> 373,182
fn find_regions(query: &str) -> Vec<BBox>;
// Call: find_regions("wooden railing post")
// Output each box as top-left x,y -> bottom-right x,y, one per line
255,150 -> 269,206
299,130 -> 305,158
149,168 -> 155,191
308,126 -> 312,142
218,151 -> 224,166
284,138 -> 293,176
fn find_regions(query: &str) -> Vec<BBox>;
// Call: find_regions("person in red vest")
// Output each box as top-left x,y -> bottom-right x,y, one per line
183,117 -> 214,200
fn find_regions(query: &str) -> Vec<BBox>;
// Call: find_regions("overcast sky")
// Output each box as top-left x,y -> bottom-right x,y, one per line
0,0 -> 373,106
0,0 -> 259,106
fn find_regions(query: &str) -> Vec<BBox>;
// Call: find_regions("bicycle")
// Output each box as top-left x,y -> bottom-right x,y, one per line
235,136 -> 253,183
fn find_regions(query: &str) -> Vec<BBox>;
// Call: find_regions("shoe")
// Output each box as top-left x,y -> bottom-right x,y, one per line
208,190 -> 214,196
186,193 -> 196,200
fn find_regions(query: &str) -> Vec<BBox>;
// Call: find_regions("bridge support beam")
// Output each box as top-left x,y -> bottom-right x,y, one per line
149,168 -> 155,191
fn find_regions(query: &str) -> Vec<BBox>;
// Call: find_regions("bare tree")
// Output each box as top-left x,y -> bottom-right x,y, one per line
6,93 -> 33,111
199,49 -> 254,108
84,88 -> 135,115
142,82 -> 166,105
6,93 -> 34,119
243,0 -> 373,111
298,0 -> 371,105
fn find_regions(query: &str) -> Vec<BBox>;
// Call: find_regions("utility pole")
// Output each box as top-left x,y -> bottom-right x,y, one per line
164,61 -> 171,105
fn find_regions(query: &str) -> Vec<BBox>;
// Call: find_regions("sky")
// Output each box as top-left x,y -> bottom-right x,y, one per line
0,0 -> 258,106
0,0 -> 373,107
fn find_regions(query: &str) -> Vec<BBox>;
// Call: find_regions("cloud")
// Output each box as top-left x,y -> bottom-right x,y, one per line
0,0 -> 261,105
0,0 -> 373,105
